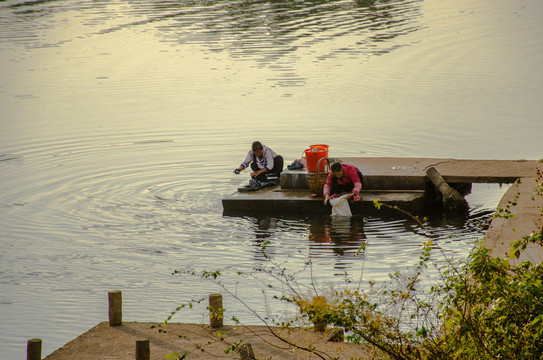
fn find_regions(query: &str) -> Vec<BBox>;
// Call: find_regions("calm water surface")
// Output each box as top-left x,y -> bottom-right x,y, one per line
1,0 -> 542,358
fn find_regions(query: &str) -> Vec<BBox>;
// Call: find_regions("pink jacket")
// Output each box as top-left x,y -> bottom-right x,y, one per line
323,164 -> 362,198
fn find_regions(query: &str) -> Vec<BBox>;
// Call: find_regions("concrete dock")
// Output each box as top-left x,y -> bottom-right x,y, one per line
483,176 -> 543,266
223,157 -> 542,216
43,321 -> 373,360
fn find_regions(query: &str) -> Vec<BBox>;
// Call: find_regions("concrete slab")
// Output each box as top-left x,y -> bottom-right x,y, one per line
228,158 -> 542,216
222,186 -> 427,216
483,177 -> 543,265
339,157 -> 541,181
281,157 -> 543,190
44,321 -> 375,360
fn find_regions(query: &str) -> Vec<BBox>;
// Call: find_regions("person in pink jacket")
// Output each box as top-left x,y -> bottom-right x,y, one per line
323,162 -> 363,205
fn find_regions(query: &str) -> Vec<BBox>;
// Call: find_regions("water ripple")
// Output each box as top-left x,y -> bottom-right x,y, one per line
1,0 -> 424,75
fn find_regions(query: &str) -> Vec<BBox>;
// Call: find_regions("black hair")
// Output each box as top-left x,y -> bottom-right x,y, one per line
331,162 -> 342,173
329,163 -> 364,196
252,141 -> 263,151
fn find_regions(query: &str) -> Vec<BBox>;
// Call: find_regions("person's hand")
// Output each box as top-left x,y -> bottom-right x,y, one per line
352,192 -> 360,201
234,168 -> 241,174
251,169 -> 265,178
324,194 -> 330,205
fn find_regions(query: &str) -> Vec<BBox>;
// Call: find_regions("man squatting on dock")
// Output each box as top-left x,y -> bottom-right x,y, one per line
234,141 -> 284,181
323,162 -> 363,205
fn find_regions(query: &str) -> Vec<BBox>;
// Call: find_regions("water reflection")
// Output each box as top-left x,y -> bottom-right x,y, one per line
153,0 -> 424,64
1,0 -> 424,88
244,214 -> 368,274
243,203 -> 495,263
252,216 -> 279,240
309,215 -> 366,257
248,216 -> 280,260
245,215 -> 368,259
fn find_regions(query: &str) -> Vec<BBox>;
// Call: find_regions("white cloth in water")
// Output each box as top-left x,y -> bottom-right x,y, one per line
330,194 -> 352,216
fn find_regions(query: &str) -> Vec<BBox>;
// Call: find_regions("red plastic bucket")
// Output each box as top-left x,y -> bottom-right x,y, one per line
305,148 -> 327,172
310,144 -> 329,158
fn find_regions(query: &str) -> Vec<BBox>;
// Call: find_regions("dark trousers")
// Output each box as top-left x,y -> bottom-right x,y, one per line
251,155 -> 284,181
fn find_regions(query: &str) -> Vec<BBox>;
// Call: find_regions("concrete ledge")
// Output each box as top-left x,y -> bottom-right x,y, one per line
484,177 -> 543,265
280,158 -> 542,190
222,187 -> 427,216
44,321 -> 374,360
227,157 -> 542,217
280,170 -> 309,189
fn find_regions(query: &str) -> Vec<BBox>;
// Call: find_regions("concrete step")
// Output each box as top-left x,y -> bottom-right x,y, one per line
225,157 -> 542,217
280,169 -> 427,191
222,187 -> 427,216
280,157 -> 541,191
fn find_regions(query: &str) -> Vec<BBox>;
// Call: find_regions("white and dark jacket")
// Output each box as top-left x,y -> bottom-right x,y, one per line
240,145 -> 277,171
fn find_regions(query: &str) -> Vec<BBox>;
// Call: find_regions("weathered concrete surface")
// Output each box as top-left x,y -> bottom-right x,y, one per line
483,177 -> 543,265
227,157 -> 543,216
281,157 -> 542,190
342,157 -> 541,183
223,186 -> 427,216
280,170 -> 309,189
44,321 -> 374,360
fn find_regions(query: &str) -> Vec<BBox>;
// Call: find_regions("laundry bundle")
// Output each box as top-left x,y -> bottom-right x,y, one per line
329,194 -> 352,216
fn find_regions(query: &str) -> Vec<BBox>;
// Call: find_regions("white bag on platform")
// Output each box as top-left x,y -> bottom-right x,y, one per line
330,194 -> 352,216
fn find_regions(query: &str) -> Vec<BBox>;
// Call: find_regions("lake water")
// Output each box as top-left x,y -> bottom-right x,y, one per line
1,0 -> 542,358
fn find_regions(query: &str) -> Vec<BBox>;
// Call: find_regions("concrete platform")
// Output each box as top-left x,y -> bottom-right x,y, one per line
483,177 -> 543,266
223,186 -> 427,216
281,157 -> 542,190
224,157 -> 543,216
44,322 -> 374,360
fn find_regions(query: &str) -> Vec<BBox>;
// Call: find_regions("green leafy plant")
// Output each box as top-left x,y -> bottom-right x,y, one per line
165,351 -> 189,360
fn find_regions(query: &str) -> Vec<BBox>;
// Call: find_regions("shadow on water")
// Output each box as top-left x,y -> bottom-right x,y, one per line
0,154 -> 21,162
308,215 -> 366,257
234,200 -> 494,260
240,213 -> 366,249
